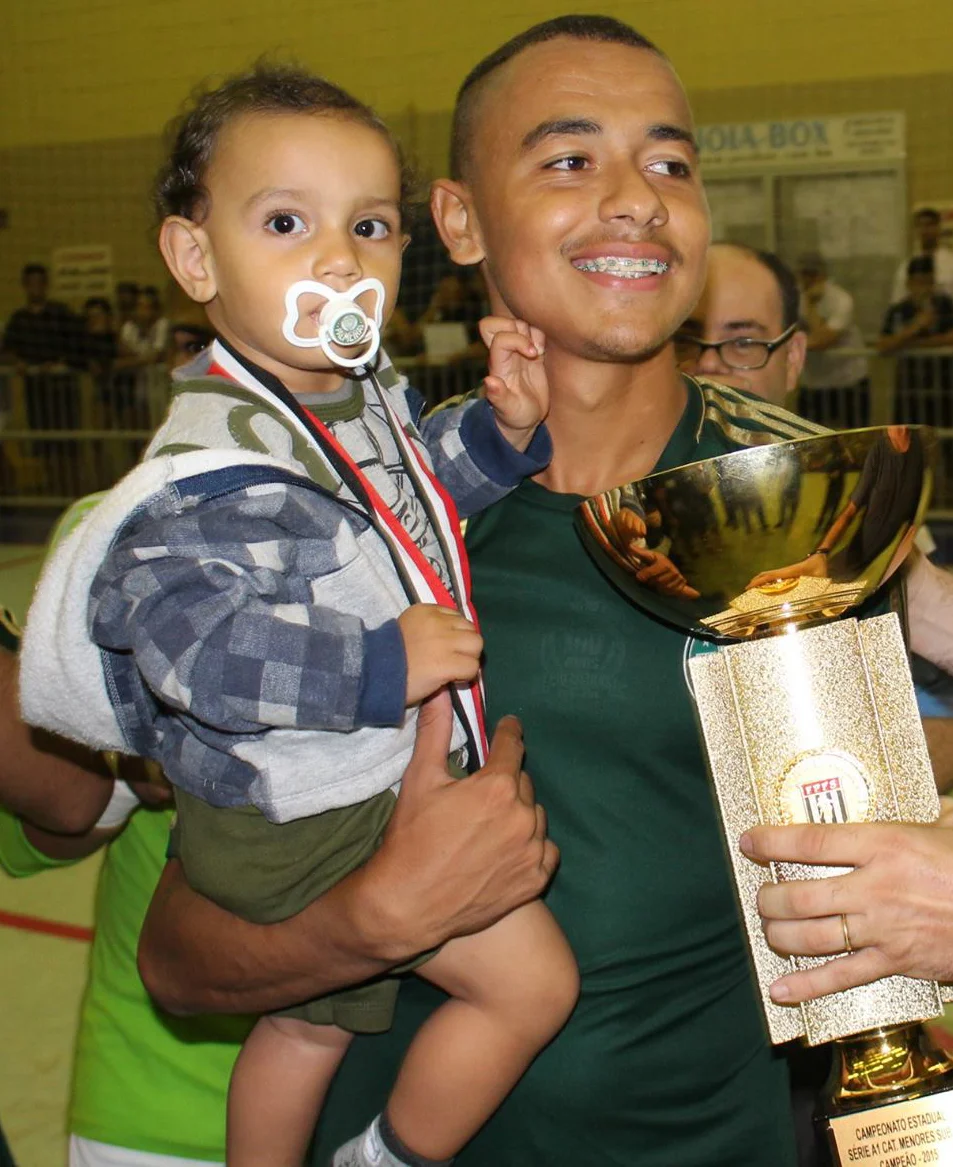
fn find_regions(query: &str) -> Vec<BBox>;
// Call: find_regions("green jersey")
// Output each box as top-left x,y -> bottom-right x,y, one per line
312,379 -> 824,1165
0,802 -> 253,1158
0,489 -> 254,1159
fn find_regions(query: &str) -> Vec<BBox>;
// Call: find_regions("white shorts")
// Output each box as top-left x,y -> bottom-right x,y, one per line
68,1135 -> 224,1167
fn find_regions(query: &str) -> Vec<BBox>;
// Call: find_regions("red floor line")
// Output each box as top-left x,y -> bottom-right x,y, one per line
0,907 -> 93,943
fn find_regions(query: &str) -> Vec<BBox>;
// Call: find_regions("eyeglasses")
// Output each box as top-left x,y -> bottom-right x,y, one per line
674,321 -> 799,371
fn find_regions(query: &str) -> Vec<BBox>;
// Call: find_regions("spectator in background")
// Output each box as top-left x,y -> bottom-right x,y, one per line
417,268 -> 488,361
891,207 -> 953,304
676,242 -> 805,407
167,322 -> 214,370
76,296 -> 118,376
114,281 -> 140,332
163,278 -> 214,369
878,255 -> 953,426
119,285 -> 169,364
797,252 -> 868,429
0,263 -> 76,368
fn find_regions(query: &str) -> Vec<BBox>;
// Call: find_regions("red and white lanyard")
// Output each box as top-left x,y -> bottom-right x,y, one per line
208,340 -> 488,764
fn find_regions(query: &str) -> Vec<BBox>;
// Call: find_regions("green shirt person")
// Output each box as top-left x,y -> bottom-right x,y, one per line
0,497 -> 251,1164
139,16 -> 825,1166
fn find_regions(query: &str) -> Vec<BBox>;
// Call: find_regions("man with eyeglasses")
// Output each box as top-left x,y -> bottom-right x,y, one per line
676,242 -> 806,406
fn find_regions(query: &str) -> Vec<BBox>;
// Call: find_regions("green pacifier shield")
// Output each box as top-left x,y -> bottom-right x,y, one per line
330,311 -> 367,347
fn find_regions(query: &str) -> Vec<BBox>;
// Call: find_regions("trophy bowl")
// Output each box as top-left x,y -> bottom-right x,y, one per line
575,425 -> 934,643
577,425 -> 953,1164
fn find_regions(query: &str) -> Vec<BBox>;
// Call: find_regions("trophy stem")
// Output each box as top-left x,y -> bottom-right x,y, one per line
820,1022 -> 953,1164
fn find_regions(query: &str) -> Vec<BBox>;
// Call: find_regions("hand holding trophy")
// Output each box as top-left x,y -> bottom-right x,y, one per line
577,426 -> 953,1165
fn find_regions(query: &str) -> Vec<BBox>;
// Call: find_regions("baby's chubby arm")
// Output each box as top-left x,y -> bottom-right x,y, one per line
89,482 -> 408,737
411,321 -> 553,519
479,315 -> 549,453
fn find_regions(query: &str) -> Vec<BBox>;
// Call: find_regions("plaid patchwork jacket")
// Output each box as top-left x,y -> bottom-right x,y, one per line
23,346 -> 551,823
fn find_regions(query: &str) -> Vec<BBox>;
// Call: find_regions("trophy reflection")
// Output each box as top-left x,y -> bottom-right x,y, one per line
577,426 -> 953,1164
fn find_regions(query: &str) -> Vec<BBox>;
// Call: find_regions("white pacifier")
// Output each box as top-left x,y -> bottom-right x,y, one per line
281,277 -> 385,370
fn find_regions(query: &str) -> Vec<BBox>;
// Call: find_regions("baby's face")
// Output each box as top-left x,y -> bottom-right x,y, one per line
194,110 -> 405,393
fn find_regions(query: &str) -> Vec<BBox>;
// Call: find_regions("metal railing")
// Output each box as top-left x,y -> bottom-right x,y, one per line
0,349 -> 951,527
0,364 -> 169,512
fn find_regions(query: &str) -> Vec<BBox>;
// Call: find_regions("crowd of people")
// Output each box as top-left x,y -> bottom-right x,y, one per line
2,13 -> 953,1167
0,267 -> 215,385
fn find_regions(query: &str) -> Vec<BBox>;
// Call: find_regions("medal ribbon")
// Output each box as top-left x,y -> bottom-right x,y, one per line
207,339 -> 488,765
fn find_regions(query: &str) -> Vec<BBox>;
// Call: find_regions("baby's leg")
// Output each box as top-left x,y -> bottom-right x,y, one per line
337,900 -> 578,1165
228,1015 -> 352,1167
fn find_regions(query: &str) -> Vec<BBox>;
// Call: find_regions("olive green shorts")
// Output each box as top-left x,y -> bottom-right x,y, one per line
171,787 -> 432,1033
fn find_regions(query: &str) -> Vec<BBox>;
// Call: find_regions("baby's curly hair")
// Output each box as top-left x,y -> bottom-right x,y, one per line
154,62 -> 417,225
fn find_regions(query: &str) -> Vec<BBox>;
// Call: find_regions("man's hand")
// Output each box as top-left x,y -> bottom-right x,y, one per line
361,689 -> 559,957
139,690 -> 558,1015
398,604 -> 483,705
740,810 -> 953,1002
479,316 -> 548,451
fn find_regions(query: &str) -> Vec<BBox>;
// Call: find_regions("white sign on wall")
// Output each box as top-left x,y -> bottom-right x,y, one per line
51,244 -> 114,305
698,112 -> 906,173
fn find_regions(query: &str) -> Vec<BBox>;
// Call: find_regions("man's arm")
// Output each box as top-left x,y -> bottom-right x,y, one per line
877,309 -> 930,354
138,691 -> 558,1015
739,813 -> 953,1001
803,301 -> 846,351
802,287 -> 851,352
0,648 -> 114,834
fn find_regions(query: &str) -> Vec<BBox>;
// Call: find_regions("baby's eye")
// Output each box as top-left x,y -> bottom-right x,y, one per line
354,218 -> 391,240
266,213 -> 307,235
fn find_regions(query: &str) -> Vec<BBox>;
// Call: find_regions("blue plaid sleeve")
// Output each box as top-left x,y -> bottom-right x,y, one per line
409,388 -> 552,519
89,481 -> 407,735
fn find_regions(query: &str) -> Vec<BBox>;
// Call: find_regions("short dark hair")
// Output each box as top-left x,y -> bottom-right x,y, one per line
914,207 -> 941,225
138,285 -> 161,309
713,243 -> 801,330
751,249 -> 801,330
450,15 -> 664,180
84,296 -> 112,314
154,62 -> 416,224
797,251 -> 826,278
907,255 -> 935,279
21,263 -> 47,282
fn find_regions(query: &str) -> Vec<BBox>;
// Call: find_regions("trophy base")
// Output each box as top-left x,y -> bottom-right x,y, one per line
821,1023 -> 953,1164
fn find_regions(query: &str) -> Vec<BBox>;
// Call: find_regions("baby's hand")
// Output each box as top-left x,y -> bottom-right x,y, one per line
479,316 -> 549,452
398,603 -> 483,706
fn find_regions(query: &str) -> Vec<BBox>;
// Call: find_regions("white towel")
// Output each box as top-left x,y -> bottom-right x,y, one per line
19,448 -> 306,751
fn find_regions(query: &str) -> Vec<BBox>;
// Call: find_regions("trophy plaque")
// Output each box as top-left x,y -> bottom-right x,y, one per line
576,426 -> 953,1163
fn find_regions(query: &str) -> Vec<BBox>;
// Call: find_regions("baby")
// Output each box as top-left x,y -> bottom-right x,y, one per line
21,64 -> 577,1167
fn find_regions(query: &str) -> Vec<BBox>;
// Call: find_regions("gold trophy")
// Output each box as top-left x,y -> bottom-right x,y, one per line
576,426 -> 953,1164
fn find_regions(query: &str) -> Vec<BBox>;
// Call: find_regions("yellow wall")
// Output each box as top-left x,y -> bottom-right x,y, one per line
3,0 -> 953,149
3,0 -> 953,315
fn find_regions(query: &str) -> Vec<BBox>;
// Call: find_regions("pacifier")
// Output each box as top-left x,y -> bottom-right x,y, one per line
281,277 -> 385,370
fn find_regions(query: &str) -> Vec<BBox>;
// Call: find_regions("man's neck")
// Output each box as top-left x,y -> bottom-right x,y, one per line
533,344 -> 688,496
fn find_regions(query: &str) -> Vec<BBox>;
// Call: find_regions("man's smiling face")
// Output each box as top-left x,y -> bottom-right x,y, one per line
436,38 -> 710,363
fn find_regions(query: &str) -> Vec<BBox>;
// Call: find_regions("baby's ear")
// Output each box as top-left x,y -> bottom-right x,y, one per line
159,217 -> 217,304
